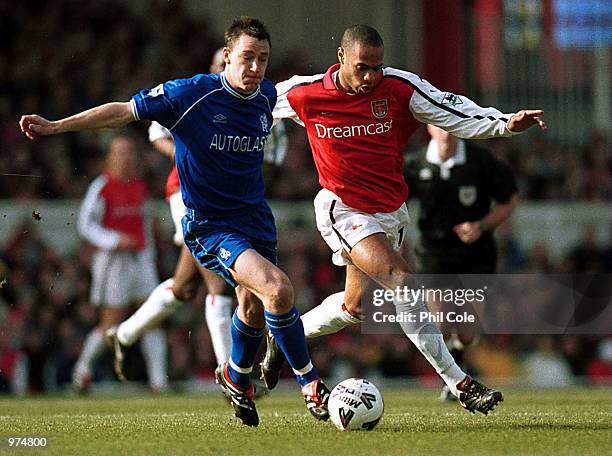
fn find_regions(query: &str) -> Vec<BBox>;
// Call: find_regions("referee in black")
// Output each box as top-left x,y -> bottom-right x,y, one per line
405,124 -> 519,400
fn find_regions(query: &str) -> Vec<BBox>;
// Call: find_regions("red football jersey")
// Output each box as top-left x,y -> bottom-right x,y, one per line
165,166 -> 180,201
100,173 -> 148,250
79,172 -> 148,251
275,64 -> 515,213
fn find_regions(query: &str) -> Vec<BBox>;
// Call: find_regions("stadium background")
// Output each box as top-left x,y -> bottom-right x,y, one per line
0,0 -> 610,394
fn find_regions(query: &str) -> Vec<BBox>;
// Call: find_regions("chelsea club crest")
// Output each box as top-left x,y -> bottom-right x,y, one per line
260,114 -> 269,133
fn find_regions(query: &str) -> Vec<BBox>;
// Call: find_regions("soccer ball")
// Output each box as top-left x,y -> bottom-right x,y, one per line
328,378 -> 384,431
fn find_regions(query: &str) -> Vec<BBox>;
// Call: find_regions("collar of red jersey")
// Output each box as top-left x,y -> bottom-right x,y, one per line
323,64 -> 341,90
426,138 -> 466,167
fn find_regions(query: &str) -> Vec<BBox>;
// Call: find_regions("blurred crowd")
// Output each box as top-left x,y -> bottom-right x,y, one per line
0,0 -> 610,393
1,0 -> 610,203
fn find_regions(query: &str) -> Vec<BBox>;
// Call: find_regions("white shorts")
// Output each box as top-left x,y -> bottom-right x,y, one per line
90,249 -> 159,308
314,188 -> 410,266
169,191 -> 186,246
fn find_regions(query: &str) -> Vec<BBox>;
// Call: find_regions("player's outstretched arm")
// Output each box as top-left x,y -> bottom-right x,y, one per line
400,70 -> 548,139
19,102 -> 135,140
507,110 -> 547,133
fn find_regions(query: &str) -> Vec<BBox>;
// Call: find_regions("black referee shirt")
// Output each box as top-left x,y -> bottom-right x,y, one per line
405,141 -> 517,270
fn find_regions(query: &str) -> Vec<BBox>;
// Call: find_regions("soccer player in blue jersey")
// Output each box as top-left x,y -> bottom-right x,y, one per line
19,16 -> 330,427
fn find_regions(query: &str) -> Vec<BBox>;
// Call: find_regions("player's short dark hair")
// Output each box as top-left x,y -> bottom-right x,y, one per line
340,25 -> 384,49
225,17 -> 271,49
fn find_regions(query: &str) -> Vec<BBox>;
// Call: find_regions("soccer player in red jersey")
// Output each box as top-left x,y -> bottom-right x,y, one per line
73,135 -> 167,393
262,24 -> 546,415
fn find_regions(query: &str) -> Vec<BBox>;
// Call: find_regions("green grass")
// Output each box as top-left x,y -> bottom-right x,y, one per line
0,388 -> 610,456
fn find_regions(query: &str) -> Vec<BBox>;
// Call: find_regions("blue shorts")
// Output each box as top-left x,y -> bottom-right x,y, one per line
182,205 -> 278,288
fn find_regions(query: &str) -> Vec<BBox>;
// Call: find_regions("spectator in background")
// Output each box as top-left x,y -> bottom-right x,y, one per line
568,225 -> 606,273
524,241 -> 555,273
523,336 -> 573,387
587,338 -> 612,385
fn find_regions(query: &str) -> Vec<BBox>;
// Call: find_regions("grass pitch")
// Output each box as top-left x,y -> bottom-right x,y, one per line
0,387 -> 610,456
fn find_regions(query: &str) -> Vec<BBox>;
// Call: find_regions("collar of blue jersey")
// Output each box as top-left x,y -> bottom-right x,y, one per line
220,72 -> 261,100
426,138 -> 466,180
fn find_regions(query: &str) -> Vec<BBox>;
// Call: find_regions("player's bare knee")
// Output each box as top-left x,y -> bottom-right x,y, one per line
172,281 -> 197,301
265,276 -> 294,313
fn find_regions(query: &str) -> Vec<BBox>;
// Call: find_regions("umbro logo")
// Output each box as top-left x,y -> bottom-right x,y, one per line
219,248 -> 232,260
320,111 -> 331,116
213,113 -> 227,123
351,224 -> 363,230
147,84 -> 164,98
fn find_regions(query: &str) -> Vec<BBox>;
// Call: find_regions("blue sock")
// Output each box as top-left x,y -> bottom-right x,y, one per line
264,307 -> 319,387
227,310 -> 264,389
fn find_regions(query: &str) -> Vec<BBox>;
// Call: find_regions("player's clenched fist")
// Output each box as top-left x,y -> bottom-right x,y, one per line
19,114 -> 57,140
453,221 -> 483,244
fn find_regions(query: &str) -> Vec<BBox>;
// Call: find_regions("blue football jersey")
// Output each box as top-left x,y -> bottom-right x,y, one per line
131,72 -> 276,215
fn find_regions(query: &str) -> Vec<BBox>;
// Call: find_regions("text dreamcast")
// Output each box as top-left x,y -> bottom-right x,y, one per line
315,120 -> 393,139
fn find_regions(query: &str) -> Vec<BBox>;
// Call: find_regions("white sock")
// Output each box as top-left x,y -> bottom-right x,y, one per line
301,291 -> 361,339
395,297 -> 466,396
205,294 -> 233,364
117,278 -> 183,346
140,328 -> 169,391
74,329 -> 105,377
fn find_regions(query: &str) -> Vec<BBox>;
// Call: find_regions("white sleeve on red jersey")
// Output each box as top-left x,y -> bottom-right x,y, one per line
273,74 -> 325,126
77,175 -> 121,250
148,121 -> 172,143
384,68 -> 518,139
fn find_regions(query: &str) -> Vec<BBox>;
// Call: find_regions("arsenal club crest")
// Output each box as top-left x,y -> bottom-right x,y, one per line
371,99 -> 388,118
